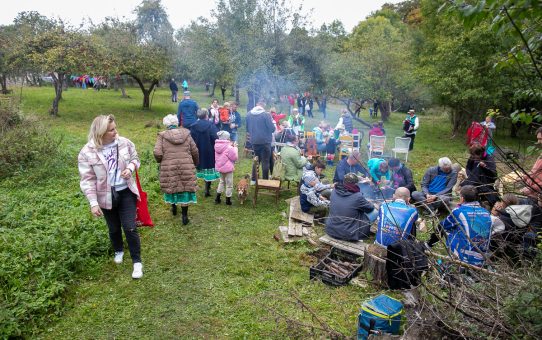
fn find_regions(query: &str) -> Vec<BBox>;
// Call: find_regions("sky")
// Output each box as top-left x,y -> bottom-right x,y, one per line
0,0 -> 403,33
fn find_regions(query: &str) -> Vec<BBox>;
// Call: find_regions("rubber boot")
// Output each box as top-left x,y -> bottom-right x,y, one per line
215,193 -> 222,204
225,196 -> 232,206
171,204 -> 177,216
204,181 -> 211,197
181,206 -> 189,225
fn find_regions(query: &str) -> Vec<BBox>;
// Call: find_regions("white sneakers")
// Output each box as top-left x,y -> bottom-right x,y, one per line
132,262 -> 143,279
114,251 -> 124,264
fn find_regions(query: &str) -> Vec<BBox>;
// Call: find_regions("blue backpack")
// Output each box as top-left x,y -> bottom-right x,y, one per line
357,295 -> 404,339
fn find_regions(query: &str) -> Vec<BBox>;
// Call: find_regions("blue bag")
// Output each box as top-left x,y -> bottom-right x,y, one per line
357,294 -> 404,340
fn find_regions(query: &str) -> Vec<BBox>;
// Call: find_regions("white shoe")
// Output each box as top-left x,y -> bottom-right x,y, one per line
113,251 -> 124,264
132,262 -> 143,279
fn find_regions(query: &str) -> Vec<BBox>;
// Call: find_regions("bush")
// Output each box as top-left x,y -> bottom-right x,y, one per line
0,105 -> 58,179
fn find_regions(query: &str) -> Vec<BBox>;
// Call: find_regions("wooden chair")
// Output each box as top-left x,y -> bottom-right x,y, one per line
338,135 -> 354,160
244,133 -> 254,158
253,156 -> 281,207
392,137 -> 411,163
304,131 -> 316,139
368,135 -> 386,159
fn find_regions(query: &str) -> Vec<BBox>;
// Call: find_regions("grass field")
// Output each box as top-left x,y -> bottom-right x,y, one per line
0,85 -> 536,338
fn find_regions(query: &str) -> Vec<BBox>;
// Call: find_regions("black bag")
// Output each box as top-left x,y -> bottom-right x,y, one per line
111,144 -> 120,208
386,240 -> 429,290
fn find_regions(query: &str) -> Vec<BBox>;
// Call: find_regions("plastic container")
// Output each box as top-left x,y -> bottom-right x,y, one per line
310,247 -> 362,286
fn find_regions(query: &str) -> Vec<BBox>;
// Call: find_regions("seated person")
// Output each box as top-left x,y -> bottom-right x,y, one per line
288,108 -> 305,135
367,158 -> 390,184
300,161 -> 332,213
388,158 -> 416,193
451,163 -> 467,198
368,122 -> 385,138
412,157 -> 457,214
313,121 -> 329,153
333,151 -> 369,183
462,143 -> 498,206
325,173 -> 377,241
375,187 -> 418,247
426,185 -> 492,267
280,134 -> 307,182
520,127 -> 542,198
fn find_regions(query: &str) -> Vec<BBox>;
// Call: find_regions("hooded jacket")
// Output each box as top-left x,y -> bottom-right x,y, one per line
246,106 -> 275,145
214,139 -> 238,173
190,119 -> 218,170
153,127 -> 199,194
325,183 -> 376,241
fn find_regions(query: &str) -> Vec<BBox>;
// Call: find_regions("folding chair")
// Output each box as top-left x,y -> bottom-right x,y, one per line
352,132 -> 362,152
368,135 -> 386,159
252,156 -> 281,207
338,135 -> 354,160
392,137 -> 411,163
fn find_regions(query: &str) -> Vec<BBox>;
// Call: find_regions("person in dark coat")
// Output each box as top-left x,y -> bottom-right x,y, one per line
190,109 -> 219,197
462,143 -> 498,206
169,79 -> 178,102
388,158 -> 416,193
325,173 -> 378,241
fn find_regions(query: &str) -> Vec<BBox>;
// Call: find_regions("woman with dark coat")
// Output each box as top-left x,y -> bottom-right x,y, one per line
154,114 -> 199,225
462,143 -> 498,206
190,109 -> 219,197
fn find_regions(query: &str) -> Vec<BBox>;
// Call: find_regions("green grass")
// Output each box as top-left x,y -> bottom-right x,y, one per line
1,85 -> 535,338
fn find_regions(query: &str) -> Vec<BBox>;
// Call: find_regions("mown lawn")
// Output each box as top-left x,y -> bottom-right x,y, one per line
1,85 -> 535,338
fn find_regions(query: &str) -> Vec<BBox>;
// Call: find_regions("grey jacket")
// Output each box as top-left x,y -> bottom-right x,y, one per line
421,166 -> 458,196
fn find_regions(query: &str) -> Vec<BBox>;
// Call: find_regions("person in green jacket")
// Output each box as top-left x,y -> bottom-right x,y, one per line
288,108 -> 305,135
280,133 -> 307,181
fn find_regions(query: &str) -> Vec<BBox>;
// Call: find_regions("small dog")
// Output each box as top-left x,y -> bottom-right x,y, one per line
237,174 -> 251,205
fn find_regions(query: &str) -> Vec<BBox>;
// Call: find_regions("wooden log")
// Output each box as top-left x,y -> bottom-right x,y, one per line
362,244 -> 387,286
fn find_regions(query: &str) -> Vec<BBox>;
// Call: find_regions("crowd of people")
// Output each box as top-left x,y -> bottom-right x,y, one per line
77,90 -> 541,279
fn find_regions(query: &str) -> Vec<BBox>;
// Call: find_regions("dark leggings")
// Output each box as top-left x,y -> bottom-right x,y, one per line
102,188 -> 141,263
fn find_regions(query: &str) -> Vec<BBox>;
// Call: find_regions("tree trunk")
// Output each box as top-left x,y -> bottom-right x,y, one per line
210,80 -> 216,97
0,74 -> 8,94
379,101 -> 391,121
122,72 -> 156,109
50,72 -> 64,116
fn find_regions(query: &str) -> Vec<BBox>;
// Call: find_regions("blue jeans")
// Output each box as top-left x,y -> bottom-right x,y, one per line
102,189 -> 141,263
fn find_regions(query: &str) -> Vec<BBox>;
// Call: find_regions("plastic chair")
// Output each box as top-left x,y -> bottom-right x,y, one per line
392,137 -> 411,163
338,135 -> 354,160
352,132 -> 363,151
368,135 -> 386,159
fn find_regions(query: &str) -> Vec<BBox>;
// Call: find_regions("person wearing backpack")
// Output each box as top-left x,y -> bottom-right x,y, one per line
403,109 -> 419,151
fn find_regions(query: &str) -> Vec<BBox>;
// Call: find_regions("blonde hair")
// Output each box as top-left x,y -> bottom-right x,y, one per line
88,114 -> 115,149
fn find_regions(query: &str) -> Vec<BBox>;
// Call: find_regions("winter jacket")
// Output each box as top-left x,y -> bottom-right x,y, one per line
343,113 -> 353,133
421,166 -> 458,196
288,114 -> 305,132
169,81 -> 178,92
214,139 -> 238,173
190,119 -> 218,170
177,98 -> 199,128
78,136 -> 140,209
325,183 -> 376,241
404,115 -> 419,136
368,158 -> 390,183
271,112 -> 287,130
280,144 -> 306,181
219,107 -> 230,124
376,199 -> 418,247
440,201 -> 492,266
390,164 -> 416,193
154,127 -> 199,194
246,105 -> 275,145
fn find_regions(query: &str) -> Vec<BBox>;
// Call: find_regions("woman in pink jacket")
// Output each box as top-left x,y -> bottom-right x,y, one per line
214,130 -> 238,205
78,115 -> 143,279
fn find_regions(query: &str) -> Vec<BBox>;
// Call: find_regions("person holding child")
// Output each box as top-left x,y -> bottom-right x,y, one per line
214,130 -> 238,205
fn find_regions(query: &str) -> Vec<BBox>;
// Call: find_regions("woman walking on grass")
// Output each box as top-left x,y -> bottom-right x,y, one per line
78,114 -> 143,279
190,109 -> 220,197
154,114 -> 199,225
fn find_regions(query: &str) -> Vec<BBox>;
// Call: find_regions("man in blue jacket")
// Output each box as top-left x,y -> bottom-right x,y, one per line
333,151 -> 369,183
247,100 -> 276,180
412,157 -> 457,214
177,91 -> 199,128
427,185 -> 492,266
376,187 -> 418,247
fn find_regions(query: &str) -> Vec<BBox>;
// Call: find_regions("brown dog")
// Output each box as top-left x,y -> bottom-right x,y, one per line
237,174 -> 250,204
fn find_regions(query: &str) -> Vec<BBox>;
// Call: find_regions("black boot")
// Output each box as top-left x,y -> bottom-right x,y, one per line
181,206 -> 189,225
204,181 -> 211,197
215,193 -> 222,204
225,196 -> 232,205
171,204 -> 177,216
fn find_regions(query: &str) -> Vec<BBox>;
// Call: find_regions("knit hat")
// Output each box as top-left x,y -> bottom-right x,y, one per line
183,90 -> 190,96
217,130 -> 230,140
343,173 -> 359,185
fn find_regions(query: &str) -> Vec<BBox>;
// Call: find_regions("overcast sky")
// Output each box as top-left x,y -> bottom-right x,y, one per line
0,0 -> 403,33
